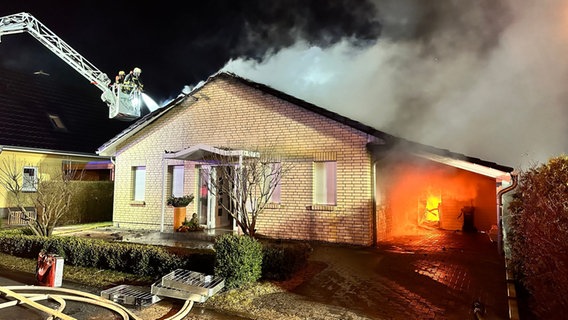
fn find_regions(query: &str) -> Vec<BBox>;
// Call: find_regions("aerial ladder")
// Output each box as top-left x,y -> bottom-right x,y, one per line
0,12 -> 141,121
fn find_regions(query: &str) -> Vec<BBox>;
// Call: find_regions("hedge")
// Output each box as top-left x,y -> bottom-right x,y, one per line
261,240 -> 312,281
0,229 -> 214,277
0,229 -> 312,284
508,156 -> 568,318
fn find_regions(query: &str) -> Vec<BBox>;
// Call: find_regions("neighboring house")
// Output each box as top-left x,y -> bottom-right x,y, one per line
0,67 -> 130,219
98,72 -> 515,246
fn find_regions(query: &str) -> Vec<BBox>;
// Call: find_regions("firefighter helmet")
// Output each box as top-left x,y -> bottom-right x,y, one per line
119,70 -> 125,76
133,67 -> 141,76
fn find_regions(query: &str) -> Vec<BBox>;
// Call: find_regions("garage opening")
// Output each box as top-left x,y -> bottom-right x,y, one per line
376,160 -> 497,240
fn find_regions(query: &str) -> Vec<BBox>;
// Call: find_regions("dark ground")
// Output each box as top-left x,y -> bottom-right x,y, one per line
0,226 -> 512,319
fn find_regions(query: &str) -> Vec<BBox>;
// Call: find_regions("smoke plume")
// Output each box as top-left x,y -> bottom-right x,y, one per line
223,0 -> 568,169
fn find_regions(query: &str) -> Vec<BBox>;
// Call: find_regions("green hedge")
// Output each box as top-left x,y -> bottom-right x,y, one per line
60,181 -> 114,225
0,229 -> 311,284
0,229 -> 214,277
261,240 -> 312,281
508,156 -> 568,318
214,234 -> 263,289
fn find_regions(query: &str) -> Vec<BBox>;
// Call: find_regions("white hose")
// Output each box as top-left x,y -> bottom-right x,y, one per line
0,285 -> 194,320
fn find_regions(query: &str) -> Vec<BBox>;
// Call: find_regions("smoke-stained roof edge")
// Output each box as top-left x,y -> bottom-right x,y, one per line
97,71 -> 514,174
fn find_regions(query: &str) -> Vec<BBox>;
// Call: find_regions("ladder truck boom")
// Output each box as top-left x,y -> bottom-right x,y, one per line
0,12 -> 140,121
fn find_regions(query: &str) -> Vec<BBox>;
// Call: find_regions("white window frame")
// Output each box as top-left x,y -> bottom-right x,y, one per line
132,166 -> 146,201
22,166 -> 38,192
169,165 -> 184,197
313,161 -> 337,205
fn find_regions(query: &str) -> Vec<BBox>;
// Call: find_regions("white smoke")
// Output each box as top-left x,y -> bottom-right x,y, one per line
222,0 -> 568,169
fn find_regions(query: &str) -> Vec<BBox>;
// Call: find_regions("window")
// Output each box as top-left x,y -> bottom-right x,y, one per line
22,166 -> 38,192
313,161 -> 336,205
48,114 -> 67,131
132,166 -> 146,201
169,165 -> 184,197
266,162 -> 282,203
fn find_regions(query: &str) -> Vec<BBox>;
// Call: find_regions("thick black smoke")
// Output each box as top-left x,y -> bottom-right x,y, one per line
225,0 -> 568,168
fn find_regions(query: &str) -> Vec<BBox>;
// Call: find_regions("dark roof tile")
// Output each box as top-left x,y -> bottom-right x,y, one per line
0,67 -> 131,154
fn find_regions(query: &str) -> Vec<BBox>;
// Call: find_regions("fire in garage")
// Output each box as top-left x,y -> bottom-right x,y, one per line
370,142 -> 515,241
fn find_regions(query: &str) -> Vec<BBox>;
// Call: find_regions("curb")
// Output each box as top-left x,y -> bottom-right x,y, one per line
505,260 -> 520,320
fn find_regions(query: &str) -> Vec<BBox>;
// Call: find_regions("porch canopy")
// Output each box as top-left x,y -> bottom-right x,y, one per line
164,143 -> 259,161
160,143 -> 259,232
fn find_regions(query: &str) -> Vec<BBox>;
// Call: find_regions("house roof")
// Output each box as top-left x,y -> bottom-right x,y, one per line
0,67 -> 130,155
97,71 -> 514,174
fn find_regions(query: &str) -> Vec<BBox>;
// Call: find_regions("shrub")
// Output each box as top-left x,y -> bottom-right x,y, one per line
214,234 -> 263,289
262,241 -> 312,280
508,156 -> 568,318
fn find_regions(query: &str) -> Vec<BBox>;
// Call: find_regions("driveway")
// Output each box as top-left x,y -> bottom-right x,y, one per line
292,229 -> 509,319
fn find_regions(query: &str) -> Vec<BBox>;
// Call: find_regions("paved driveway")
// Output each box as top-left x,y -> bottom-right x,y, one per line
292,229 -> 509,319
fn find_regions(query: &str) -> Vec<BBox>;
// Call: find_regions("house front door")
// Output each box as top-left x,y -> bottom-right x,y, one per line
197,166 -> 233,229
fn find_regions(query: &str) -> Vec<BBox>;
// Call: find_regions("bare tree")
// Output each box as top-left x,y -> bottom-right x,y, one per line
207,148 -> 291,238
0,157 -> 81,236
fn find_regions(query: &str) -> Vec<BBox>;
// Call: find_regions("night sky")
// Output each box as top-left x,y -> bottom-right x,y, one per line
0,1 -> 381,101
1,1 -> 567,168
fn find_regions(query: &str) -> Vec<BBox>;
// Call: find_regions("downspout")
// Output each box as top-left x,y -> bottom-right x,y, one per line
371,160 -> 378,246
160,155 -> 167,233
109,156 -> 115,181
497,172 -> 519,255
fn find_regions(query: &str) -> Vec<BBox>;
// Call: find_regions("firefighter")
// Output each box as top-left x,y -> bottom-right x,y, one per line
124,67 -> 143,92
115,70 -> 126,85
112,70 -> 126,94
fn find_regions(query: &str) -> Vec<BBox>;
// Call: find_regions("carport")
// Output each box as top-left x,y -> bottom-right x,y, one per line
369,142 -> 515,245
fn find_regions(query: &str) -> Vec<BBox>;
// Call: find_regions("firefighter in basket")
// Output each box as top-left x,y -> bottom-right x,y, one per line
122,67 -> 143,94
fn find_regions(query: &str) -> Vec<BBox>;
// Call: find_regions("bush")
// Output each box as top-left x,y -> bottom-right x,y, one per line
508,156 -> 568,318
214,234 -> 263,289
262,241 -> 312,280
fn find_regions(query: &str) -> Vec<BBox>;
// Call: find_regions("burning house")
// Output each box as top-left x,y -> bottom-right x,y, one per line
98,72 -> 515,247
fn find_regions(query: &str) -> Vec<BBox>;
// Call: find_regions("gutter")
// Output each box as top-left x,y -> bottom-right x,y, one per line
497,172 -> 519,256
1,145 -> 109,159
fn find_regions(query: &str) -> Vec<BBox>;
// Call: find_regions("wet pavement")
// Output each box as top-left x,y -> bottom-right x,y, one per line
293,229 -> 509,319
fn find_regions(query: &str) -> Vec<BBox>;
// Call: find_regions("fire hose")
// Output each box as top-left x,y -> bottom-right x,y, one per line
0,286 -> 194,320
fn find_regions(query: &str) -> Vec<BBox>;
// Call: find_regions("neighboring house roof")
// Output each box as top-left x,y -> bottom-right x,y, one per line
97,71 -> 514,174
0,67 -> 131,156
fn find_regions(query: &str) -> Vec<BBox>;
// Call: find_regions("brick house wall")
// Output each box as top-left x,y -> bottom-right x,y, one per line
111,75 -> 375,245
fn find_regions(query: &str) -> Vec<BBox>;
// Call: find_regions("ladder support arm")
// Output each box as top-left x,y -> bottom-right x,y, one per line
0,12 -> 111,92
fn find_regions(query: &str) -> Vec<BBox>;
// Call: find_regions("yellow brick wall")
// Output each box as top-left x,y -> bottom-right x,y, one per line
112,76 -> 374,245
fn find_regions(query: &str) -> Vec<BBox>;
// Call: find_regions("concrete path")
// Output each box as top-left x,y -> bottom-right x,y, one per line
293,229 -> 509,319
